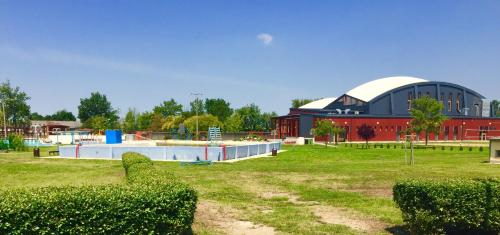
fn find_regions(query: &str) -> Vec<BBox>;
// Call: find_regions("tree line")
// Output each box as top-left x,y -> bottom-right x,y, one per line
0,80 -> 277,134
2,80 -> 500,135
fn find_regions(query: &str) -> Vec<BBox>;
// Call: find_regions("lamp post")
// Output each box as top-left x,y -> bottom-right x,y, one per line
190,93 -> 203,140
2,101 -> 6,139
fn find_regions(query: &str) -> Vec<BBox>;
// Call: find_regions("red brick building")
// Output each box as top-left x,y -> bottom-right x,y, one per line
273,76 -> 500,142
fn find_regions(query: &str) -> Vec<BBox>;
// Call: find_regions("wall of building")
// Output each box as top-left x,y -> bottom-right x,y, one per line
310,116 -> 500,142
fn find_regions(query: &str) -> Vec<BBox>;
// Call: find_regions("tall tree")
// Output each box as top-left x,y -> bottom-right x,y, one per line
183,114 -> 222,135
205,98 -> 233,122
86,116 -> 108,134
311,120 -> 334,147
235,104 -> 277,131
223,113 -> 243,133
410,96 -> 447,145
236,104 -> 263,131
162,115 -> 184,131
291,99 -> 314,108
153,99 -> 183,117
149,113 -> 165,131
46,109 -> 76,121
78,92 -> 118,125
122,108 -> 138,133
260,112 -> 278,131
189,98 -> 204,116
0,80 -> 31,126
357,124 -> 375,146
137,112 -> 153,130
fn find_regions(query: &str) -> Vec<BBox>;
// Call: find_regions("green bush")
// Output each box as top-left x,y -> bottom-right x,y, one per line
0,151 -> 197,234
0,140 -> 8,150
7,134 -> 26,151
122,151 -> 153,175
393,179 -> 500,234
0,183 -> 197,234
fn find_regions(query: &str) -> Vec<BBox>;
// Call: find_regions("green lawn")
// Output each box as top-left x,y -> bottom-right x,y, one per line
0,145 -> 498,234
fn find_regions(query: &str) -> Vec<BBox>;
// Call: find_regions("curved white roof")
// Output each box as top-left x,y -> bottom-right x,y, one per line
299,97 -> 337,109
346,76 -> 428,102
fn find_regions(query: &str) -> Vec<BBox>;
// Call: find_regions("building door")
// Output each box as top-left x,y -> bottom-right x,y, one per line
453,126 -> 459,141
444,127 -> 449,141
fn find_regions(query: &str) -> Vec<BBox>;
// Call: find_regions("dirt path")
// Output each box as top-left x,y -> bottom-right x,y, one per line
311,205 -> 388,233
195,200 -> 276,235
260,191 -> 389,234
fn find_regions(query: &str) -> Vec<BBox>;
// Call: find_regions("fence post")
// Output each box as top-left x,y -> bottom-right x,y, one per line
205,145 -> 208,161
75,145 -> 79,159
222,145 -> 227,161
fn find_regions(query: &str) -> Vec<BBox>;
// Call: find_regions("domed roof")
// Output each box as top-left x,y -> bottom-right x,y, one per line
299,97 -> 337,109
346,76 -> 428,102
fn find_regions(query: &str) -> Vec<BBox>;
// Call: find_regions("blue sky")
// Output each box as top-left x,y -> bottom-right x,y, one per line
1,0 -> 499,116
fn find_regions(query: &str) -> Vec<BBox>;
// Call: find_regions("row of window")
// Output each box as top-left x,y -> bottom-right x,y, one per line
407,92 -> 462,113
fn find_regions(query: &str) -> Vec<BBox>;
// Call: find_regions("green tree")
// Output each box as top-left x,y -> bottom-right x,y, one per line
236,104 -> 263,131
311,120 -> 334,147
260,112 -> 277,131
223,113 -> 243,133
162,115 -> 185,131
30,112 -> 45,120
492,100 -> 500,117
189,98 -> 204,116
137,112 -> 153,130
86,116 -> 108,134
183,114 -> 222,136
122,108 -> 138,133
410,96 -> 448,145
149,113 -> 165,131
205,98 -> 233,122
78,92 -> 118,125
46,109 -> 76,121
292,99 -> 314,108
153,99 -> 183,117
0,80 -> 31,126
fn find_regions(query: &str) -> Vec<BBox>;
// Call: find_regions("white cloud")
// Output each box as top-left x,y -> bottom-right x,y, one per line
257,33 -> 273,46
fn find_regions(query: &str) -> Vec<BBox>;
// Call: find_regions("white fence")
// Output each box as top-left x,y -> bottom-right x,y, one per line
58,142 -> 281,162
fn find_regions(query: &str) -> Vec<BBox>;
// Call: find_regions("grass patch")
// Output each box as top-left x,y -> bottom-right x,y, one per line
0,144 -> 498,234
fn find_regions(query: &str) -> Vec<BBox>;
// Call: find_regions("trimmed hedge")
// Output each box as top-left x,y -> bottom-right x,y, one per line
0,152 -> 197,234
122,151 -> 153,175
393,179 -> 500,234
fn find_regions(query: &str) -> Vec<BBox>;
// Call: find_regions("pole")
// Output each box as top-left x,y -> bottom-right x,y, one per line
190,92 -> 203,141
196,103 -> 199,141
2,101 -> 6,139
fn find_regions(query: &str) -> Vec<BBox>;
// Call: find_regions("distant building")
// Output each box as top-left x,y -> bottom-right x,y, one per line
274,76 -> 500,141
30,120 -> 82,136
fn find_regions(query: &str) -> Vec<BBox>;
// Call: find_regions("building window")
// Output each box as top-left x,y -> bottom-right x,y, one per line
440,93 -> 444,106
418,92 -> 422,98
456,93 -> 461,113
447,93 -> 452,112
426,91 -> 430,97
407,92 -> 413,110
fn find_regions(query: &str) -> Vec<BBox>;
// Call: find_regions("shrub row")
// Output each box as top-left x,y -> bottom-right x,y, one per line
0,152 -> 197,234
122,151 -> 153,175
393,179 -> 499,234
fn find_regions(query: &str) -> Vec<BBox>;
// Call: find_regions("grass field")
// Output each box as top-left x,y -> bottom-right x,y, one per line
0,144 -> 498,234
